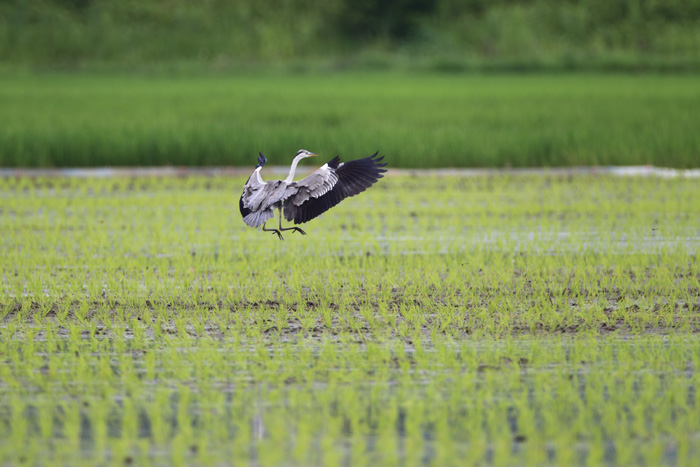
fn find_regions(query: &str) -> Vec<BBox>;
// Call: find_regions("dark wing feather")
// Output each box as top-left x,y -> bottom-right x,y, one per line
239,174 -> 253,217
239,193 -> 251,217
284,152 -> 387,225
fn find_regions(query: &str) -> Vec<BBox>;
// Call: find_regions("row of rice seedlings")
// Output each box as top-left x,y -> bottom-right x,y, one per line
3,250 -> 697,340
1,332 -> 698,465
5,248 -> 697,330
2,175 -> 698,337
1,174 -> 698,462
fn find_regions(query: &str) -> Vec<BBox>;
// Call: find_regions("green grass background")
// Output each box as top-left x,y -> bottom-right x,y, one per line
2,72 -> 699,168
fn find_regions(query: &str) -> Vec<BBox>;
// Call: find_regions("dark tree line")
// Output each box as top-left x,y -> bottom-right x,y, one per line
2,0 -> 699,67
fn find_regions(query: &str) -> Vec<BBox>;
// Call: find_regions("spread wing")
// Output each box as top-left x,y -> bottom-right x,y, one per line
239,169 -> 265,218
240,153 -> 277,227
283,152 -> 387,225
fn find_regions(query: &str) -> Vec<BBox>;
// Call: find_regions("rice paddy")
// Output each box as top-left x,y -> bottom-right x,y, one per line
2,72 -> 700,168
1,173 -> 699,465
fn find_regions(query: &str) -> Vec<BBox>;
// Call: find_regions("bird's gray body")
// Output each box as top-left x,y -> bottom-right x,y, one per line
239,150 -> 386,237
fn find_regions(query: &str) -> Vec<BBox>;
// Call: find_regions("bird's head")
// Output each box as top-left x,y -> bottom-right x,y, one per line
256,152 -> 267,169
295,149 -> 318,159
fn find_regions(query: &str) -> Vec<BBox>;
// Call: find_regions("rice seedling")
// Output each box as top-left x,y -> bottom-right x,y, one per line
0,173 -> 699,464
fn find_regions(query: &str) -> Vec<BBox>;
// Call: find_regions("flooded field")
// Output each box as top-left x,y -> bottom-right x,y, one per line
1,173 -> 699,464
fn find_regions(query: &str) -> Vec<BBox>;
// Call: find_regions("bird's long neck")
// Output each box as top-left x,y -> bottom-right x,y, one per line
254,167 -> 264,184
284,155 -> 305,183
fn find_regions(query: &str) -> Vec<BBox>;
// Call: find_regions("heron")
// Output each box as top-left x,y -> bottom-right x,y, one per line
239,149 -> 387,240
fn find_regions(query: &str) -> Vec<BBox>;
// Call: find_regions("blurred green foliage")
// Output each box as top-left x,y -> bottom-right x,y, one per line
2,0 -> 700,70
1,73 -> 699,168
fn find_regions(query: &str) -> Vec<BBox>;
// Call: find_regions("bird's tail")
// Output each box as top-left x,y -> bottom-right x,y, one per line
243,209 -> 274,228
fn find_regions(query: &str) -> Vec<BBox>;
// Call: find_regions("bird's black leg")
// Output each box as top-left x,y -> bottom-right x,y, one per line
262,222 -> 283,240
278,208 -> 306,235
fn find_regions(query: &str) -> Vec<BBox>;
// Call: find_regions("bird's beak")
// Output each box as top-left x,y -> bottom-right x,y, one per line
309,153 -> 319,157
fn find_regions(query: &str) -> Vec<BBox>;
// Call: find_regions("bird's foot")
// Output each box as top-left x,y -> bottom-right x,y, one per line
281,227 -> 306,235
262,222 -> 284,240
264,229 -> 284,240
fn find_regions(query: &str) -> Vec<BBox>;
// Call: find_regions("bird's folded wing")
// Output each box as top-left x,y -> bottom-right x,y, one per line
240,179 -> 278,228
283,152 -> 387,225
239,170 -> 266,217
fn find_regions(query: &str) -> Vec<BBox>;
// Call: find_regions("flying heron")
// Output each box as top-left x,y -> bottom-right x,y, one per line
239,149 -> 387,240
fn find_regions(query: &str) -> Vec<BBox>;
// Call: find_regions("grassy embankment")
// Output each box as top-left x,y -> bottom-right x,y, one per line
1,73 -> 699,168
1,174 -> 699,464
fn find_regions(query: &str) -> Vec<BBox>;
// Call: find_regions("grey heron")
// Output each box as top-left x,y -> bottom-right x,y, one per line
239,149 -> 387,240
